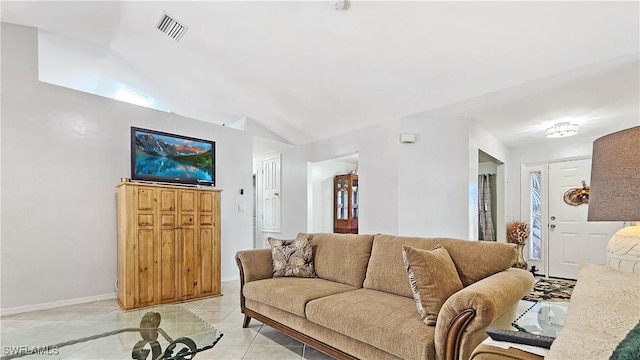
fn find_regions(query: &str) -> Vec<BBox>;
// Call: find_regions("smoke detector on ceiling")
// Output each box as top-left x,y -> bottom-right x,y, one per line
155,12 -> 188,42
331,0 -> 347,11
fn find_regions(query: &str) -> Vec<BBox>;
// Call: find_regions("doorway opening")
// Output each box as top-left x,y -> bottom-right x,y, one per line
307,153 -> 359,233
478,150 -> 505,242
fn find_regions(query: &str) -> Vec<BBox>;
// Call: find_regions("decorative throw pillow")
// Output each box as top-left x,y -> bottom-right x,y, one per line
268,234 -> 316,278
610,320 -> 640,360
402,244 -> 463,326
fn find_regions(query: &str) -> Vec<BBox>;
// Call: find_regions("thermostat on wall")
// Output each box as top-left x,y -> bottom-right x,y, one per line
400,133 -> 416,143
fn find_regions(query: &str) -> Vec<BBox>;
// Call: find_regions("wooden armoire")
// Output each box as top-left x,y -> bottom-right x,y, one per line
116,181 -> 221,310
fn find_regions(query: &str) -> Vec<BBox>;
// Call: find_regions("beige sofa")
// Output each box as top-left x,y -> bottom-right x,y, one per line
235,233 -> 534,360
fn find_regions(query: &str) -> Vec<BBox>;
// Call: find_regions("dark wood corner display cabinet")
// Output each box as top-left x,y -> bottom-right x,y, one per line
334,173 -> 358,234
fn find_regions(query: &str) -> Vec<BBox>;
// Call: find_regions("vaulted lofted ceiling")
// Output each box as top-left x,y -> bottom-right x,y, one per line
2,1 -> 638,147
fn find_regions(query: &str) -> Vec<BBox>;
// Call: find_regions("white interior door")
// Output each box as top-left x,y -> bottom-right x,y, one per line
261,155 -> 281,233
548,159 -> 622,279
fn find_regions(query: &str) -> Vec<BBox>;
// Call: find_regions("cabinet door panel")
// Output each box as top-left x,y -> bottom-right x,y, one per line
180,215 -> 195,226
199,228 -> 214,295
137,229 -> 156,306
137,189 -> 155,211
160,214 -> 175,227
200,215 -> 213,226
200,193 -> 213,212
180,229 -> 197,298
180,191 -> 196,212
159,229 -> 178,302
160,190 -> 176,211
138,214 -> 154,226
213,192 -> 221,219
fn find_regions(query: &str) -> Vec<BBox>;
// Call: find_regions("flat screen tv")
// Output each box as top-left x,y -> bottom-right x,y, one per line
131,127 -> 215,186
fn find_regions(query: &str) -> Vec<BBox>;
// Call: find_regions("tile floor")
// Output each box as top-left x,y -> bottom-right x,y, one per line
1,281 -> 545,360
0,281 -> 332,360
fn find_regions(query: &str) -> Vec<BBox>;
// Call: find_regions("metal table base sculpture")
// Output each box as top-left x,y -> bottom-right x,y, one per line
1,311 -> 223,360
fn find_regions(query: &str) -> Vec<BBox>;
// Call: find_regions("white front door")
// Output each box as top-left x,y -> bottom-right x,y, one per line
548,159 -> 622,279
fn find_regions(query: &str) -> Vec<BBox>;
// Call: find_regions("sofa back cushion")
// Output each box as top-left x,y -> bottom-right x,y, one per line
364,234 -> 517,297
308,233 -> 374,288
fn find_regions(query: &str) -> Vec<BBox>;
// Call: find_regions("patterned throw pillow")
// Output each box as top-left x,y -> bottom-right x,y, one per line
402,244 -> 463,326
268,234 -> 316,278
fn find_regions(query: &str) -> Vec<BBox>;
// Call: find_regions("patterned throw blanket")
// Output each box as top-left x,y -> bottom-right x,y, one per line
522,278 -> 576,302
545,264 -> 640,360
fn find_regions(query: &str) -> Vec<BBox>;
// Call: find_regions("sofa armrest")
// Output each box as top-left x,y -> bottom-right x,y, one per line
435,268 -> 534,360
235,249 -> 273,327
235,249 -> 272,312
236,249 -> 273,283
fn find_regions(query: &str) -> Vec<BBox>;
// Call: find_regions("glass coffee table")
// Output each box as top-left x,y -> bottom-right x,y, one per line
476,301 -> 570,358
0,305 -> 222,360
511,300 -> 569,337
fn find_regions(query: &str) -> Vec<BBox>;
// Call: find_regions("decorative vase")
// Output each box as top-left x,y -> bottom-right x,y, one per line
513,243 -> 528,270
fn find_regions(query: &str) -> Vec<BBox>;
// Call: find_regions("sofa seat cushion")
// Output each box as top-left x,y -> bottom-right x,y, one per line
243,278 -> 357,317
245,299 -> 403,360
306,288 -> 435,360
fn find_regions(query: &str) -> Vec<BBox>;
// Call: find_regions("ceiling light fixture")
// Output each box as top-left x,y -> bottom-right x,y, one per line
546,122 -> 579,138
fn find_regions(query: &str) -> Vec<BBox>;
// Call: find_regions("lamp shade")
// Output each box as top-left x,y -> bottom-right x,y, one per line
587,126 -> 640,221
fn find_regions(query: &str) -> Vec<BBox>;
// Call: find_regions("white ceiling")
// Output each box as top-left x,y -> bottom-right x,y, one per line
2,1 -> 639,148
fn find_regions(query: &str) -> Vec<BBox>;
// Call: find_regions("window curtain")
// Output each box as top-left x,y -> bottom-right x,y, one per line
478,174 -> 496,241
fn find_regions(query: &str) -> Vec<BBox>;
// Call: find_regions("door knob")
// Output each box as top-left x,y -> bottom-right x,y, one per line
550,224 -> 556,228
274,192 -> 280,196
550,216 -> 556,220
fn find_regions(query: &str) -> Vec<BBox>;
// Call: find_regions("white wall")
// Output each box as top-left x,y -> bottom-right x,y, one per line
352,120 -> 401,235
1,23 -> 253,312
278,115 -> 510,240
396,117 -> 470,238
279,119 -> 401,237
308,159 -> 356,233
395,117 -> 510,239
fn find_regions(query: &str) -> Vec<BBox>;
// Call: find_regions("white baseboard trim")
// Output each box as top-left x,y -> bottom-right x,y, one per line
221,276 -> 239,283
0,293 -> 117,316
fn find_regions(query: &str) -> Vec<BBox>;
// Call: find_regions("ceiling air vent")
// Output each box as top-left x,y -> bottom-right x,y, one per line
155,12 -> 188,42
